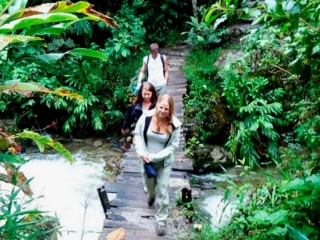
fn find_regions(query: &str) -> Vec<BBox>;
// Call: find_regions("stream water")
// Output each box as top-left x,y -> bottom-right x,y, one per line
19,140 -> 118,240
193,165 -> 279,232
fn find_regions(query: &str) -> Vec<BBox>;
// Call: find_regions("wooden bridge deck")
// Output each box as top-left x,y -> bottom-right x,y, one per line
98,46 -> 193,240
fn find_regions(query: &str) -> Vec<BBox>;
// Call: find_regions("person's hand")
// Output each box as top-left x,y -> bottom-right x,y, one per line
141,155 -> 152,163
134,82 -> 141,95
121,128 -> 129,135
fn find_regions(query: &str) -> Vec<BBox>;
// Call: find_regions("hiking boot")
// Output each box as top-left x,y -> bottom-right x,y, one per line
148,196 -> 155,207
156,223 -> 167,236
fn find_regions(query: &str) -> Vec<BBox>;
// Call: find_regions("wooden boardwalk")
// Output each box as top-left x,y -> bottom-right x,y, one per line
98,45 -> 193,240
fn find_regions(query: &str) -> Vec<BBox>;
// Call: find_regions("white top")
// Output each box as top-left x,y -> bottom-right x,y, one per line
147,128 -> 170,153
143,54 -> 166,87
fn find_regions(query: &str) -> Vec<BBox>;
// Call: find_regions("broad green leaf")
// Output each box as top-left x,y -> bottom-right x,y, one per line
0,1 -> 119,28
24,21 -> 77,36
67,48 -> 107,61
0,152 -> 26,164
1,1 -> 119,29
0,13 -> 79,34
306,174 -> 320,185
280,178 -> 306,191
249,209 -> 288,225
0,82 -> 50,96
16,130 -> 73,163
36,48 -> 107,62
36,53 -> 66,63
52,88 -> 84,100
0,34 -> 44,51
0,82 -> 84,100
287,225 -> 309,240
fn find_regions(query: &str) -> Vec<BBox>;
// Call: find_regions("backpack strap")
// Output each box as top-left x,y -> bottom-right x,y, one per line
160,54 -> 165,77
164,124 -> 176,148
146,54 -> 165,78
143,116 -> 152,146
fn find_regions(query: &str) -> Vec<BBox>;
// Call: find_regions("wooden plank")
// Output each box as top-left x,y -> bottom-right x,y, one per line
110,197 -> 150,208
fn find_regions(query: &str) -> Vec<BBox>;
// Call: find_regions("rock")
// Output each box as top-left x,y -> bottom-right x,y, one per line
210,146 -> 224,160
193,145 -> 233,172
214,49 -> 244,69
0,119 -> 16,132
93,139 -> 103,147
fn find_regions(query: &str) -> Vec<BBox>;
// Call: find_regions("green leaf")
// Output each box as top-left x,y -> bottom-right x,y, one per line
267,226 -> 287,237
67,48 -> 107,61
16,130 -> 73,163
36,53 -> 65,63
0,13 -> 79,33
287,225 -> 309,240
0,82 -> 84,100
0,34 -> 44,51
249,209 -> 288,225
312,45 -> 320,55
0,152 -> 27,164
280,178 -> 306,192
306,174 -> 320,185
265,0 -> 277,13
36,48 -> 107,62
24,21 -> 77,36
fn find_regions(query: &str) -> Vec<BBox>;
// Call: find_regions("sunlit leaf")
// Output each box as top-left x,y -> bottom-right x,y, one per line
0,13 -> 79,33
24,21 -> 77,36
2,1 -> 118,29
52,88 -> 83,100
0,34 -> 44,51
0,82 -> 83,100
16,130 -> 73,163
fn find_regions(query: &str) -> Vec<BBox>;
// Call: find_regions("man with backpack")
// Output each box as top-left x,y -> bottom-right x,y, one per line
136,43 -> 169,96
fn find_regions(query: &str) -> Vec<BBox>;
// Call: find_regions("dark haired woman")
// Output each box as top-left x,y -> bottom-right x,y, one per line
121,81 -> 158,192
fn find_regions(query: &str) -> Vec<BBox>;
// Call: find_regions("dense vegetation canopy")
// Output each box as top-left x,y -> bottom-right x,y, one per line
0,0 -> 319,239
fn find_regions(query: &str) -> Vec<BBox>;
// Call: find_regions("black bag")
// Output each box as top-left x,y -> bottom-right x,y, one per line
144,162 -> 157,178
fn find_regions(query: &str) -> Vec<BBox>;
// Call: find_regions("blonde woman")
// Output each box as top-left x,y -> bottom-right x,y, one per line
134,94 -> 182,236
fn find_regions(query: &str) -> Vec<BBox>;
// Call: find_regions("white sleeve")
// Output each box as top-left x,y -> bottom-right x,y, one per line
133,114 -> 149,157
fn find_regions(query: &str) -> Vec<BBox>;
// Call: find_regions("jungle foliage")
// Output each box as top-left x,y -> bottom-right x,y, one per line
0,0 -> 192,137
182,0 -> 319,239
0,0 -> 319,239
0,0 -> 119,237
